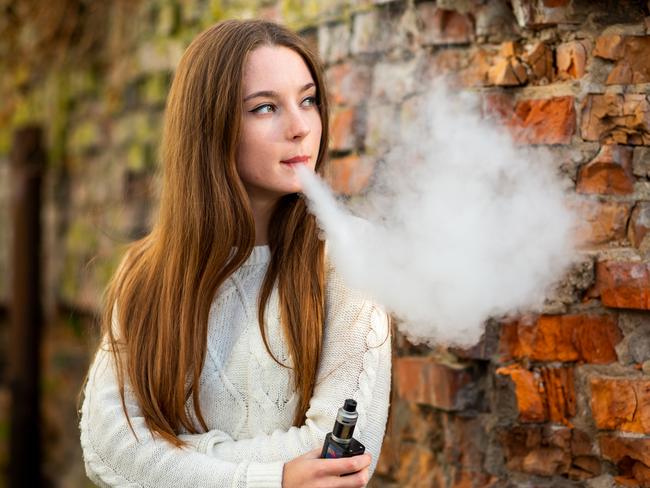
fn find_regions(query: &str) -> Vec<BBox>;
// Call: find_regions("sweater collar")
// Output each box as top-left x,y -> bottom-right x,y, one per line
241,245 -> 271,266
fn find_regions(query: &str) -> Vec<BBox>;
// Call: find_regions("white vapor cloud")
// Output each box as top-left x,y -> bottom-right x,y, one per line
296,81 -> 577,348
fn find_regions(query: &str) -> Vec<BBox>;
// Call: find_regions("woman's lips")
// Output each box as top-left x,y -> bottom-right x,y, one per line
281,155 -> 309,165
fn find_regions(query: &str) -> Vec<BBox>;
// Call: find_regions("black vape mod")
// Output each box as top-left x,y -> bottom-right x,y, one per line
320,399 -> 365,459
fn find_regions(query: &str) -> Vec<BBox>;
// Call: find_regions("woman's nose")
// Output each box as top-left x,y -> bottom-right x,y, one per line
286,108 -> 310,140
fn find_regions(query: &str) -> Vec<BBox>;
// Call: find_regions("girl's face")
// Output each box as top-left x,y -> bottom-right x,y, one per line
237,45 -> 322,204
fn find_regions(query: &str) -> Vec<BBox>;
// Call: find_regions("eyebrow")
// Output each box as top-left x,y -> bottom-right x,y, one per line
243,82 -> 316,102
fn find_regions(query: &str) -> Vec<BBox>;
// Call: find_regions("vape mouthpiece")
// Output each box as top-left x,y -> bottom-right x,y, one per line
343,399 -> 357,412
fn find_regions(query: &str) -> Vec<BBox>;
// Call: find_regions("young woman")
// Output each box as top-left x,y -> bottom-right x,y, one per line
79,19 -> 392,488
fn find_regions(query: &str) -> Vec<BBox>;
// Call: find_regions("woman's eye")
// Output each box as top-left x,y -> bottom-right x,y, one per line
303,96 -> 317,107
252,103 -> 275,114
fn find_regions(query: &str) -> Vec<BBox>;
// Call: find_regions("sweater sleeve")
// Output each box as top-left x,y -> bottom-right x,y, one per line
79,344 -> 284,488
182,268 -> 392,478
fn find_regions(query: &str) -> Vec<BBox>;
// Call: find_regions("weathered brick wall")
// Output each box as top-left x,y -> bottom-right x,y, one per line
1,0 -> 650,486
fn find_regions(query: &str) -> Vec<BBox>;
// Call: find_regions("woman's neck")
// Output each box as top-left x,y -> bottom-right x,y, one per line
249,195 -> 277,246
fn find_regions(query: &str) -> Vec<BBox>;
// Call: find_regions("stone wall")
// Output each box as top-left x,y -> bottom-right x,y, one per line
1,0 -> 650,486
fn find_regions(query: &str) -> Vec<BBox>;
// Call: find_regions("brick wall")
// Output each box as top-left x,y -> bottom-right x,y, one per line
1,0 -> 650,486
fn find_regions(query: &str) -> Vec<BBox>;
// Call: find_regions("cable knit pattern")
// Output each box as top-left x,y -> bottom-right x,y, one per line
80,244 -> 392,487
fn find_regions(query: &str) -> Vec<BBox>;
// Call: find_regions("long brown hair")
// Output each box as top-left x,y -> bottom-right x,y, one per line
100,19 -> 330,447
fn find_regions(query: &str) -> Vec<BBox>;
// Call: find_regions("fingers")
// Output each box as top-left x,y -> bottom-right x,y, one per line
321,453 -> 371,477
326,467 -> 370,488
300,447 -> 323,459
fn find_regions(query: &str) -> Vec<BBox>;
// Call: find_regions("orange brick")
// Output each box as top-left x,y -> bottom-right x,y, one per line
596,261 -> 650,310
329,106 -> 356,152
497,364 -> 546,422
417,4 -> 473,45
523,42 -> 553,81
395,356 -> 475,411
580,93 -> 650,145
325,154 -> 374,196
497,364 -> 576,424
577,144 -> 634,195
572,199 -> 632,246
542,367 -> 576,424
591,377 -> 650,433
593,35 -> 650,84
629,203 -> 650,249
594,34 -> 626,60
325,63 -> 371,107
556,40 -> 589,80
508,96 -> 576,145
498,425 -> 573,476
499,314 -> 621,364
600,435 -> 650,483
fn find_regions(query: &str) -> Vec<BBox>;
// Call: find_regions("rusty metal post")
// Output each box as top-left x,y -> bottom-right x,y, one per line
8,126 -> 44,487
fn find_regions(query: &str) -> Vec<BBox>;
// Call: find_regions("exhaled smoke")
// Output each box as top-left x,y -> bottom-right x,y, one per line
296,81 -> 578,348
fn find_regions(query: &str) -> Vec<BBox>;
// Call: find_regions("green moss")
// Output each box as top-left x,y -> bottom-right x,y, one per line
95,250 -> 123,290
69,120 -> 101,155
66,312 -> 84,339
66,219 -> 99,255
281,0 -> 321,29
47,72 -> 72,168
11,92 -> 43,126
0,129 -> 9,157
69,69 -> 100,99
157,1 -> 181,36
141,72 -> 170,107
61,255 -> 82,302
127,143 -> 147,172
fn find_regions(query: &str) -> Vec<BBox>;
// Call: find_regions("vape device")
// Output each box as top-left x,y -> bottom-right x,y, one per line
320,399 -> 365,459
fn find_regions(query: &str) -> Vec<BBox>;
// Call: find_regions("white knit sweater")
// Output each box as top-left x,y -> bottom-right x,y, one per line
79,245 -> 392,487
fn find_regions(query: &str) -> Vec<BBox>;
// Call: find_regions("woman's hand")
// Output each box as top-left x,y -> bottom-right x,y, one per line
282,447 -> 372,488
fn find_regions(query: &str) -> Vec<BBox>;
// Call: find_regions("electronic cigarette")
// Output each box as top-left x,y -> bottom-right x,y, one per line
320,399 -> 365,459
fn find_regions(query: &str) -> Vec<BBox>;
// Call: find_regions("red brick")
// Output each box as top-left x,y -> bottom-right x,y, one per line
498,425 -> 572,476
571,429 -> 594,456
556,40 -> 589,80
497,364 -> 546,422
569,457 -> 602,480
497,364 -> 576,424
481,91 -> 515,122
330,106 -> 356,152
572,199 -> 632,246
374,435 -> 398,478
594,34 -> 626,60
594,35 -> 650,84
591,377 -> 650,433
596,261 -> 650,310
508,96 -> 576,145
325,63 -> 371,107
580,93 -> 650,145
449,469 -> 496,488
542,367 -> 576,424
522,447 -> 570,476
441,414 -> 486,470
464,47 -> 496,86
487,57 -> 527,86
633,462 -> 650,487
576,144 -> 634,195
391,400 -> 442,446
395,443 -> 444,488
325,154 -> 374,196
499,314 -> 621,364
511,0 -> 577,28
395,356 -> 474,411
417,4 -> 474,45
600,435 -> 650,485
629,202 -> 650,249
522,42 -> 553,82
